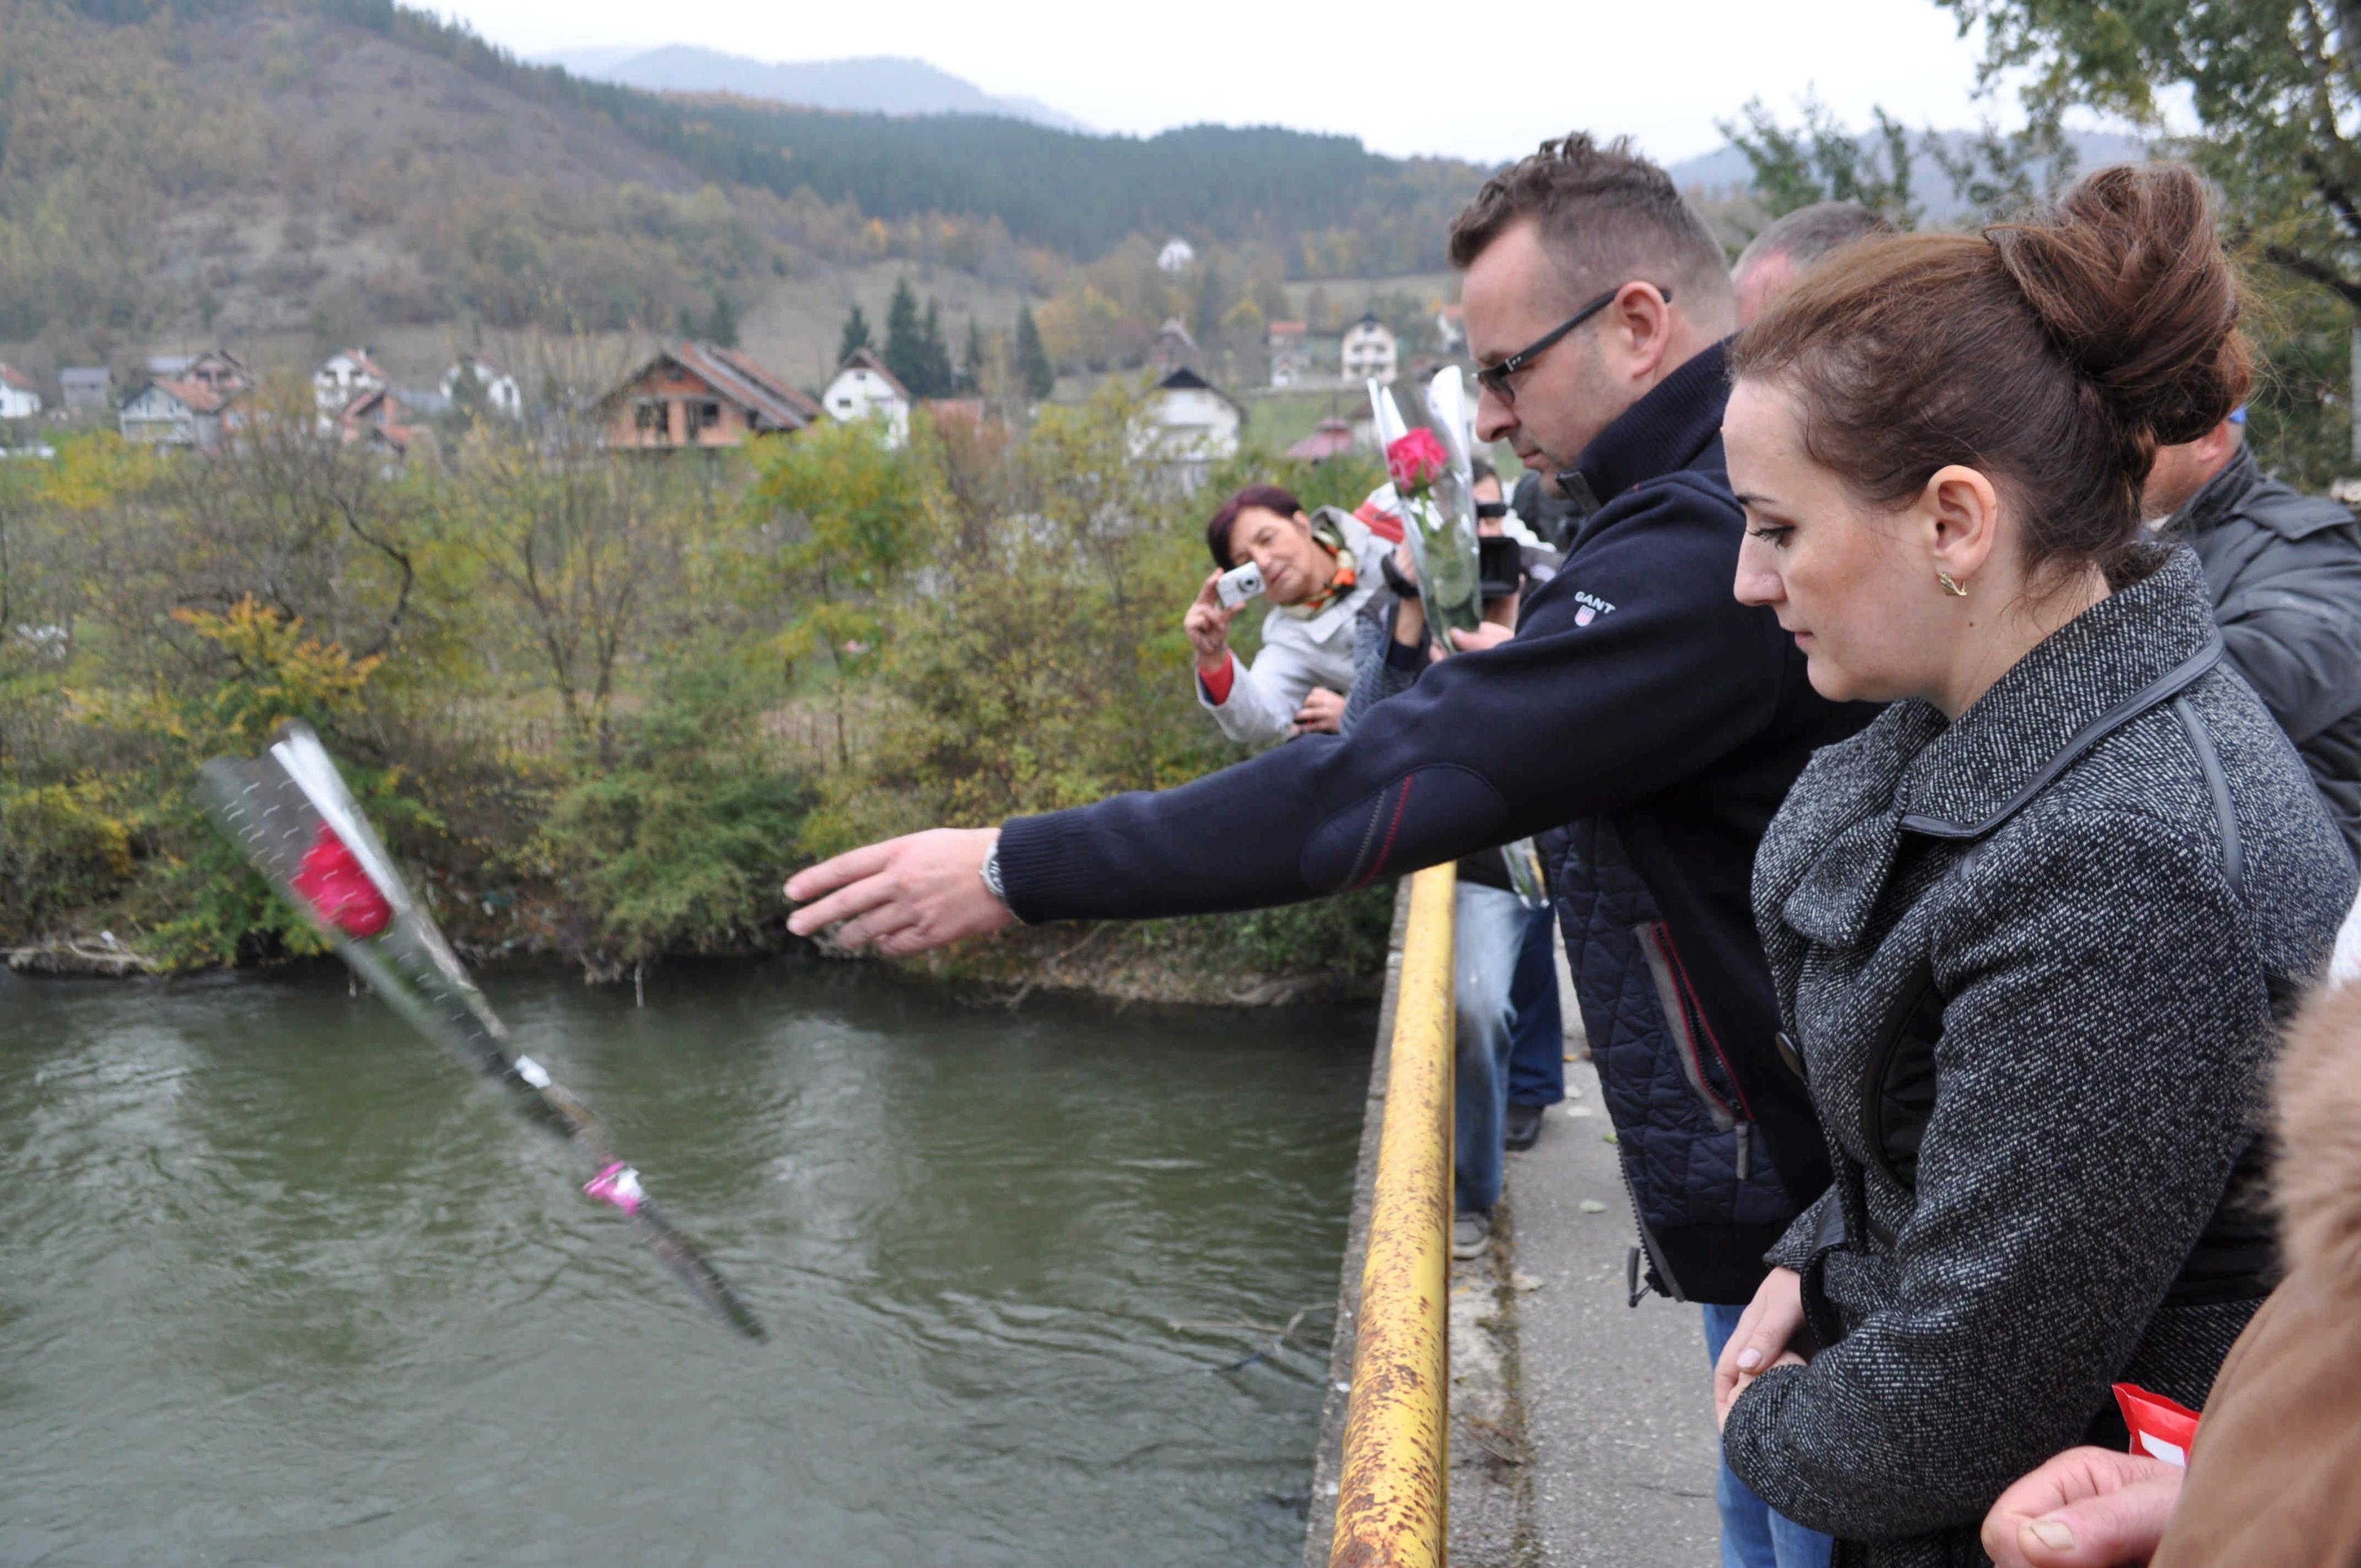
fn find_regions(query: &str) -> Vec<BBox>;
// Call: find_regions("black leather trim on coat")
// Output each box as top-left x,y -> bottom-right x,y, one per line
1899,633 -> 2225,840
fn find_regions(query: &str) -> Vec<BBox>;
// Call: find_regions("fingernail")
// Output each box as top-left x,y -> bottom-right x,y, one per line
2028,1518 -> 2076,1551
1736,1348 -> 1762,1371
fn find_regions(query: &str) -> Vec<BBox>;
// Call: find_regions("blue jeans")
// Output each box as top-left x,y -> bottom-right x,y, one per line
1505,901 -> 1565,1109
1701,1303 -> 1835,1568
1453,885 -> 1560,1214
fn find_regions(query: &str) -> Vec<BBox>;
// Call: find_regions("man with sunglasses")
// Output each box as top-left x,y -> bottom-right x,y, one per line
786,133 -> 1867,1568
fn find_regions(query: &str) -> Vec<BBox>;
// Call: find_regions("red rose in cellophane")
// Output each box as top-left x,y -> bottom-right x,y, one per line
289,823 -> 392,938
1385,427 -> 1448,492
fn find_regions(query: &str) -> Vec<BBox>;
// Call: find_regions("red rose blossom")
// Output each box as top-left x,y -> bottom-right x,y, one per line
290,823 -> 392,938
1385,428 -> 1448,491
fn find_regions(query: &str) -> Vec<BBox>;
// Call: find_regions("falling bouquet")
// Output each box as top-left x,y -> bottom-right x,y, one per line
198,723 -> 765,1339
1370,379 -> 1483,649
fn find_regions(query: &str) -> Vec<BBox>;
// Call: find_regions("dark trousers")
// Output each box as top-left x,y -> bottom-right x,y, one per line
1506,903 -> 1565,1108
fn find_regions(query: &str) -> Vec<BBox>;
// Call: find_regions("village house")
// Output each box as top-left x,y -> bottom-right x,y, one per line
1434,304 -> 1465,353
148,349 -> 251,398
600,341 -> 820,451
1135,366 -> 1242,491
1147,318 -> 1201,375
440,354 -> 523,419
1342,312 -> 1399,385
119,378 -> 235,451
820,349 -> 911,445
1285,415 -> 1361,464
60,367 -> 112,414
1157,236 -> 1197,274
0,365 -> 40,422
314,349 -> 390,414
1266,321 -> 1312,389
338,386 -> 450,457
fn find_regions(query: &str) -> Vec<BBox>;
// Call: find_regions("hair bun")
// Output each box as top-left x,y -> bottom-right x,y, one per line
1986,164 -> 2250,447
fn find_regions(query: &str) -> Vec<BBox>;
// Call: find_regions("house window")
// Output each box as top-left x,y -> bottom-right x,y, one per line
635,400 -> 668,437
689,400 -> 723,435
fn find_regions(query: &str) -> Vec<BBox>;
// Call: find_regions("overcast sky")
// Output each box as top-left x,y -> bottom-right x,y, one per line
440,0 -> 2025,167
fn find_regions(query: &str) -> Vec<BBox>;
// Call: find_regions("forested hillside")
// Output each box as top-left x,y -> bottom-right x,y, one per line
0,0 -> 1485,358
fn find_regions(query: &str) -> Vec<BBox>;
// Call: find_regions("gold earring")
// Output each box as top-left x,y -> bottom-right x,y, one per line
1937,569 -> 1968,598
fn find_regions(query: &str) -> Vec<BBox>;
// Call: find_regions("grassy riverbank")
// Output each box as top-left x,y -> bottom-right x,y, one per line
1,375 -> 1389,999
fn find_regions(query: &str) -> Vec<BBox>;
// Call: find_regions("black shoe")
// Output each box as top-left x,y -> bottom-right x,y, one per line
1503,1104 -> 1545,1151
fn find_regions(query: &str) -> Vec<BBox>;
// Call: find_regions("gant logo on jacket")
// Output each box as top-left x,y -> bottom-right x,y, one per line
1570,589 -> 1618,627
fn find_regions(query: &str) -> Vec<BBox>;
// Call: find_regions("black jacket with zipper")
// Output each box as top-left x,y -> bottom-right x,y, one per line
995,341 -> 1874,1304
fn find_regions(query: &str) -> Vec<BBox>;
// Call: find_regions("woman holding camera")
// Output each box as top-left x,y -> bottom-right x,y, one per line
1709,165 -> 2355,1567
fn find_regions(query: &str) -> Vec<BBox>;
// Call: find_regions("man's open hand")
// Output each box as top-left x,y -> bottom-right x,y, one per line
1981,1447 -> 2181,1568
785,828 -> 1016,954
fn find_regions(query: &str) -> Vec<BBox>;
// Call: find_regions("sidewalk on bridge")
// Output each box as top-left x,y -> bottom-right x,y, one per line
1458,938 -> 1723,1566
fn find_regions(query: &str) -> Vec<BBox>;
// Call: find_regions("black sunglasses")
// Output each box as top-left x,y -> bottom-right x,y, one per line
1473,284 -> 1671,406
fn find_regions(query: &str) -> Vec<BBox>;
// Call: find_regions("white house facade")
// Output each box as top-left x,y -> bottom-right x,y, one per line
1342,314 -> 1398,386
821,349 -> 911,446
1135,368 -> 1241,491
0,366 -> 40,421
314,349 -> 390,414
440,354 -> 523,418
119,379 -> 229,451
1157,236 -> 1197,274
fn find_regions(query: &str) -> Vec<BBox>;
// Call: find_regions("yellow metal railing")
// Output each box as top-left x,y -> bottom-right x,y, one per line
1329,863 -> 1457,1568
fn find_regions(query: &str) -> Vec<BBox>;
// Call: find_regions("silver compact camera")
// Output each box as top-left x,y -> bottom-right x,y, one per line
1216,562 -> 1265,609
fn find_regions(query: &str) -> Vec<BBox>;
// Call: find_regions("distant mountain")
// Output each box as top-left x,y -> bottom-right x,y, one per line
534,46 -> 1092,133
1666,129 -> 2151,220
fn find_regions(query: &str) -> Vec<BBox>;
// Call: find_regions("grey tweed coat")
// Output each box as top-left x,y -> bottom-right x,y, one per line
1722,548 -> 2356,1568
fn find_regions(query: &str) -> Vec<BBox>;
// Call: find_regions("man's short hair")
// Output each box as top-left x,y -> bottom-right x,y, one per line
1449,133 -> 1732,309
1733,201 -> 1893,280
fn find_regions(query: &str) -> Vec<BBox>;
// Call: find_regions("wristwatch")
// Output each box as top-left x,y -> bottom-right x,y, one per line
979,836 -> 1008,906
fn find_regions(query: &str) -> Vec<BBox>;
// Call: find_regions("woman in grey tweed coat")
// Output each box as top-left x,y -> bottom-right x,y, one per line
1708,167 -> 2358,1568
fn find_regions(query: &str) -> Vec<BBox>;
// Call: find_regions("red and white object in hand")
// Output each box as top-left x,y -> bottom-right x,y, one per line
2113,1382 -> 2201,1469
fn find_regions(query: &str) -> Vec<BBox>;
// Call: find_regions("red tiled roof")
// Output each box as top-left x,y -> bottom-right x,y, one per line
690,343 -> 821,427
0,363 -> 37,393
140,376 -> 229,414
1267,321 -> 1308,337
1286,417 -> 1358,463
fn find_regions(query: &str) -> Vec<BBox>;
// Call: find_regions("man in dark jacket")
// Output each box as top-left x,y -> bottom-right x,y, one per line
2146,413 -> 2361,861
787,133 -> 1872,1567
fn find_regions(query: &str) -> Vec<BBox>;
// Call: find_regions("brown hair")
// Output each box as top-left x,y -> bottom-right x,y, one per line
1205,483 -> 1304,569
1449,133 -> 1733,314
1730,164 -> 2251,583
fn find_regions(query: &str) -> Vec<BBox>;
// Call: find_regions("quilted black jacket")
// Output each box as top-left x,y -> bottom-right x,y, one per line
1722,548 -> 2356,1567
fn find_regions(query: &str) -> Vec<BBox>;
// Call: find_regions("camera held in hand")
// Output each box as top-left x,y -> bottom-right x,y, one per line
1216,561 -> 1265,609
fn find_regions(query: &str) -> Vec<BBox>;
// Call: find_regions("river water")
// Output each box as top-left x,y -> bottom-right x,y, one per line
0,961 -> 1373,1566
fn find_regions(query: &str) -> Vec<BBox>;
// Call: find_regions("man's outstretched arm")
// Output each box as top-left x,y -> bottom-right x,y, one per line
789,487 -> 1786,951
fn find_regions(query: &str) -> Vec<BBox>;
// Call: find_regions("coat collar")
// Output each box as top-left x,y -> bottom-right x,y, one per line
1274,509 -> 1386,641
1562,337 -> 1731,517
1778,548 -> 2225,948
2164,446 -> 2260,540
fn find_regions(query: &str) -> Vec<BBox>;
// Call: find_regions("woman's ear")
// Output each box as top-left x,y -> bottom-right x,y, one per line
1923,464 -> 2001,584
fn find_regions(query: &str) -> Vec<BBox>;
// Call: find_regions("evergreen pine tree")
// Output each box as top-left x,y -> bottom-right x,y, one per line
962,318 -> 986,390
838,304 -> 872,363
706,289 -> 740,349
882,279 -> 926,394
1014,305 -> 1054,401
918,299 -> 954,397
